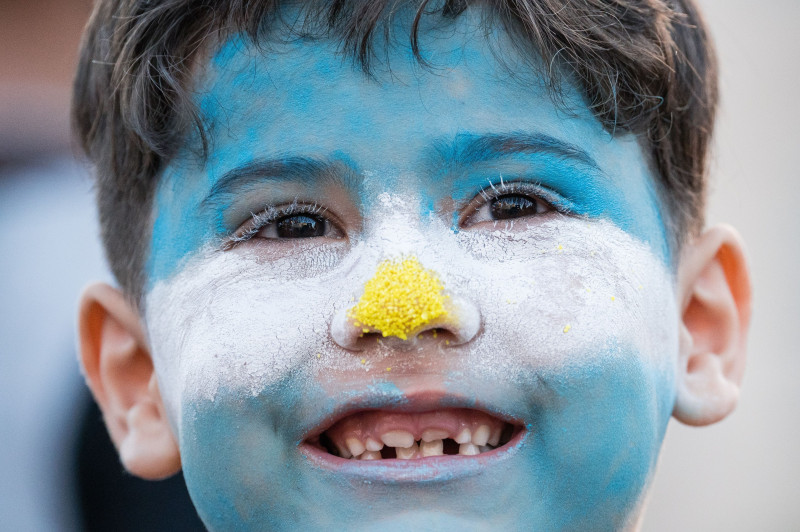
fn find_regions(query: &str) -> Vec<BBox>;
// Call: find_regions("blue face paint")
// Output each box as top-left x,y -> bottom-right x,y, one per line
181,346 -> 674,530
147,19 -> 671,287
146,7 -> 680,531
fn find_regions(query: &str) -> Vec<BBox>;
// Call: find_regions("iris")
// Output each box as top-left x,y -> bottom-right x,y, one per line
490,194 -> 540,220
275,214 -> 325,238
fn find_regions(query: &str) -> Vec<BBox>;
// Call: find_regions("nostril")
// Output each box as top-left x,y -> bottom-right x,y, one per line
358,331 -> 385,344
413,327 -> 454,343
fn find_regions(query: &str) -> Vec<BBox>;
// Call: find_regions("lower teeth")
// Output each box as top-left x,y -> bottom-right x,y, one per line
347,438 -> 497,460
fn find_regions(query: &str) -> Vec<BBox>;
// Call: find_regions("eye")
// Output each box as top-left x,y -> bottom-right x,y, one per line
461,183 -> 557,229
490,194 -> 545,220
269,214 -> 326,238
228,203 -> 345,246
254,212 -> 343,240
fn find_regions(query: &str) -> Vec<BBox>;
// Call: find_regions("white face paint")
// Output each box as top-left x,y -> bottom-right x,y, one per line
147,199 -> 676,415
143,10 -> 680,531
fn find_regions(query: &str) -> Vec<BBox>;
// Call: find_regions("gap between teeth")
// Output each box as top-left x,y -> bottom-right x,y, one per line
338,424 -> 504,460
350,437 -> 497,460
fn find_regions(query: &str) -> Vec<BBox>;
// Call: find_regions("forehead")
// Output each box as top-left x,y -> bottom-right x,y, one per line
202,32 -> 592,165
148,15 -> 669,284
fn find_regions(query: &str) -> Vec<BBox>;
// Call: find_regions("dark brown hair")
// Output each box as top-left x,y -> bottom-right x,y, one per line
73,0 -> 718,304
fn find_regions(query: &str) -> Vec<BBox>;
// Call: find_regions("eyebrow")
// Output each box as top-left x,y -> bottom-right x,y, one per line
201,133 -> 600,210
201,156 -> 358,210
434,132 -> 601,171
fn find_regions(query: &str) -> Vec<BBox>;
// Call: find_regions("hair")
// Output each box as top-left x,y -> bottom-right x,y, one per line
73,0 -> 718,305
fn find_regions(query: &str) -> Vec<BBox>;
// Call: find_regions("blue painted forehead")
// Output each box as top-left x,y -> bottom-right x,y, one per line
147,22 -> 673,287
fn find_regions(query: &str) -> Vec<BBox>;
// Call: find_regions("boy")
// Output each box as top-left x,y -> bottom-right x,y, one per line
74,0 -> 751,529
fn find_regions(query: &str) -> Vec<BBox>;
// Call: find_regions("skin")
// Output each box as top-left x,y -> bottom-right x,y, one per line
77,8 -> 752,532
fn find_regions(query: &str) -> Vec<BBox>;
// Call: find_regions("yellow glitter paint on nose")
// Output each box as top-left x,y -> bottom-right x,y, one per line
348,256 -> 448,340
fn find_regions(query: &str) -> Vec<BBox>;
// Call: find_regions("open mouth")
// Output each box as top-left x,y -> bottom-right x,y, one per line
306,408 -> 521,460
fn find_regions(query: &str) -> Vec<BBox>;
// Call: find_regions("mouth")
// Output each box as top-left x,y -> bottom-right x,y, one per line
304,407 -> 522,461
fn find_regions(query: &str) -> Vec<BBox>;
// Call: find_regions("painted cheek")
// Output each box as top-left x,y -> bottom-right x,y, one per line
144,245 -> 348,425
524,356 -> 670,529
451,217 -> 677,369
180,386 -> 317,530
443,218 -> 678,524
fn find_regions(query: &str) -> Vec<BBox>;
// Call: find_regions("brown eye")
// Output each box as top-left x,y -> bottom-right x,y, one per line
490,195 -> 541,220
275,214 -> 326,238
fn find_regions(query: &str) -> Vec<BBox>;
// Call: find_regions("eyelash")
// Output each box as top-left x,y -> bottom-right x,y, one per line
225,180 -> 566,247
225,200 -> 329,247
459,179 -> 566,227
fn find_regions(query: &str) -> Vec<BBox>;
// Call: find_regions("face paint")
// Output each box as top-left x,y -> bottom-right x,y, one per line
145,9 -> 679,531
348,256 -> 449,340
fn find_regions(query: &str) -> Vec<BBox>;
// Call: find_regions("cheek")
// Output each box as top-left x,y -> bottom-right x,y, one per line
179,388 -> 322,529
517,353 -> 671,529
144,246 -> 345,426
451,217 -> 678,380
440,219 -> 677,524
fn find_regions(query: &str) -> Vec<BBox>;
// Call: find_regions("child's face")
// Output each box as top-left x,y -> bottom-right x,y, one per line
145,17 -> 678,530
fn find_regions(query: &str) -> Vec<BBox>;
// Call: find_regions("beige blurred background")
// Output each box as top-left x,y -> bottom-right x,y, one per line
644,0 -> 800,529
0,0 -> 797,529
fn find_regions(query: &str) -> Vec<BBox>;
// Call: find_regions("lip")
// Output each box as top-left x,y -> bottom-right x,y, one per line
298,391 -> 528,482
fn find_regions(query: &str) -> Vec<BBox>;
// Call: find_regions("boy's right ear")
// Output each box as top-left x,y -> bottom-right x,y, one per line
672,225 -> 752,427
78,283 -> 181,480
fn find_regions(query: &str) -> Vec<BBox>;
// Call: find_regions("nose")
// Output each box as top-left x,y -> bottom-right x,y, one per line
330,256 -> 480,351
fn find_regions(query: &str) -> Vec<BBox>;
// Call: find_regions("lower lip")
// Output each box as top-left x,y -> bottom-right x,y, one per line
299,428 -> 528,482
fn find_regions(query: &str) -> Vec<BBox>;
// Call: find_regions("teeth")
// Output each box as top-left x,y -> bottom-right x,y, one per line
381,430 -> 415,448
359,450 -> 382,460
472,424 -> 490,446
421,429 -> 449,442
396,442 -> 419,459
454,427 -> 471,444
420,439 -> 444,457
365,437 -> 384,452
488,426 -> 502,447
458,443 -> 480,456
346,437 -> 365,457
333,422 -> 510,461
336,444 -> 353,459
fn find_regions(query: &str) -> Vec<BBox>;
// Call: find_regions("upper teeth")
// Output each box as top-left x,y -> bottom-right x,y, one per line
472,425 -> 491,446
454,427 -> 471,444
381,430 -> 415,448
421,428 -> 449,442
345,435 -> 500,460
346,437 -> 365,457
365,437 -> 384,452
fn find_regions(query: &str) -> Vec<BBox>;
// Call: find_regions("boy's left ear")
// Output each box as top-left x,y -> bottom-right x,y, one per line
78,283 -> 181,479
673,224 -> 752,426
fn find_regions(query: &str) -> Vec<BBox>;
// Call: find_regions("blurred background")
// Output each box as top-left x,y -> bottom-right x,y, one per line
0,0 -> 797,530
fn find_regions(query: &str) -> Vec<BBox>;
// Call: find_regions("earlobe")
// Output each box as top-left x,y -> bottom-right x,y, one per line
78,283 -> 181,479
673,225 -> 752,426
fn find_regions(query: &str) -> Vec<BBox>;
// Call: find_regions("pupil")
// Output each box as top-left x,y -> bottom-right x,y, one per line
276,215 -> 325,238
490,195 -> 538,220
